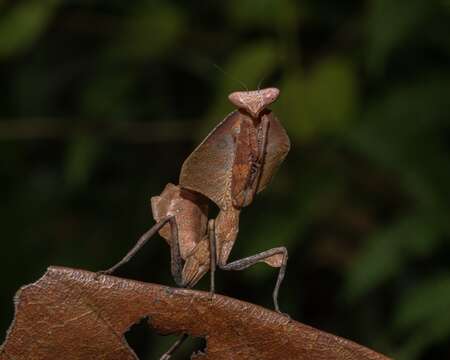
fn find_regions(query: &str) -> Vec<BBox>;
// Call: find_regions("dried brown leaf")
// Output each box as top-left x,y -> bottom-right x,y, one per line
0,267 -> 391,360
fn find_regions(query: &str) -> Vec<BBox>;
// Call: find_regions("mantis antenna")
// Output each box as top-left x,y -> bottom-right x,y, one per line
212,62 -> 248,91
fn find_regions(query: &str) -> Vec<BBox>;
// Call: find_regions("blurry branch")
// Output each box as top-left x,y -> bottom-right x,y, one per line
0,118 -> 193,143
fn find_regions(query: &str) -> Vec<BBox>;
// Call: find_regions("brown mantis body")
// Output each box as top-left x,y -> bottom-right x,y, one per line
99,87 -> 290,359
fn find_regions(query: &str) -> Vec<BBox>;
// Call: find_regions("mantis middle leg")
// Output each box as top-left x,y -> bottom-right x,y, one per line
212,211 -> 288,313
219,246 -> 288,313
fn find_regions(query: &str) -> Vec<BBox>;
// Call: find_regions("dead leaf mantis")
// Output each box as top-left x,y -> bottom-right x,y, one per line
98,87 -> 290,358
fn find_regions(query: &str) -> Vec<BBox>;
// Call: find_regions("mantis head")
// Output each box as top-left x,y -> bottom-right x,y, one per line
228,87 -> 280,118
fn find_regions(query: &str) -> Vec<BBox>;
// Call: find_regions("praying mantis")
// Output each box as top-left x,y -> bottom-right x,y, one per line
98,87 -> 290,359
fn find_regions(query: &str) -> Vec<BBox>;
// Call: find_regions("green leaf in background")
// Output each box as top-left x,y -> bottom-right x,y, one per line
395,317 -> 450,360
277,57 -> 358,141
111,2 -> 185,61
393,274 -> 450,360
394,274 -> 450,332
366,0 -> 432,75
343,223 -> 403,302
80,2 -> 186,119
64,135 -> 102,189
444,0 -> 450,13
226,0 -> 300,33
344,213 -> 444,302
346,73 -> 450,211
0,0 -> 59,59
80,69 -> 137,119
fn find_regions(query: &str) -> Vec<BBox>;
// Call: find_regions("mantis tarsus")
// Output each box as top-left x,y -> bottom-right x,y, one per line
98,87 -> 291,359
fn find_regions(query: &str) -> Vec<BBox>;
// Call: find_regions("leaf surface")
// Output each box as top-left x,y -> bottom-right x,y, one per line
0,267 -> 390,360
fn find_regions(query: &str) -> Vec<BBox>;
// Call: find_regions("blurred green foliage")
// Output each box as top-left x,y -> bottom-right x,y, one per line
0,0 -> 449,359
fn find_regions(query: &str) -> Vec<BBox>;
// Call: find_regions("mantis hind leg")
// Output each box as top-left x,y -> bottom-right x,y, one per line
218,247 -> 288,313
159,333 -> 188,360
97,216 -> 184,288
97,216 -> 173,276
97,216 -> 187,359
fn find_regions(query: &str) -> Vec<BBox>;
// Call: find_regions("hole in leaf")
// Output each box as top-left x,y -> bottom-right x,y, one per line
125,316 -> 206,359
189,336 -> 207,358
124,317 -> 154,358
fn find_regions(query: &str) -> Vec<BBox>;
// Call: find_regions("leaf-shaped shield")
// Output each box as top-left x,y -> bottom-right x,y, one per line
180,110 -> 290,210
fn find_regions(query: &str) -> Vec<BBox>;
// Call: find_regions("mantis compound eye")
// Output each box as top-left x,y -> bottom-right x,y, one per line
263,87 -> 280,103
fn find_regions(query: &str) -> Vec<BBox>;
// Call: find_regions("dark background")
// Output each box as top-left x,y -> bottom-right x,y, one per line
1,0 -> 449,359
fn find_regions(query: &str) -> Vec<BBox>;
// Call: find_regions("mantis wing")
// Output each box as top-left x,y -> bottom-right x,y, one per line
257,113 -> 291,193
180,110 -> 242,210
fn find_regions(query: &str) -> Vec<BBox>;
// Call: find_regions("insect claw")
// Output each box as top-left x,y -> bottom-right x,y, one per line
275,309 -> 292,323
276,311 -> 291,321
94,266 -> 117,281
93,270 -> 106,281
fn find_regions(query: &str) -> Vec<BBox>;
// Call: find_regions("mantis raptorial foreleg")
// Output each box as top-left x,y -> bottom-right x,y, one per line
97,216 -> 184,287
